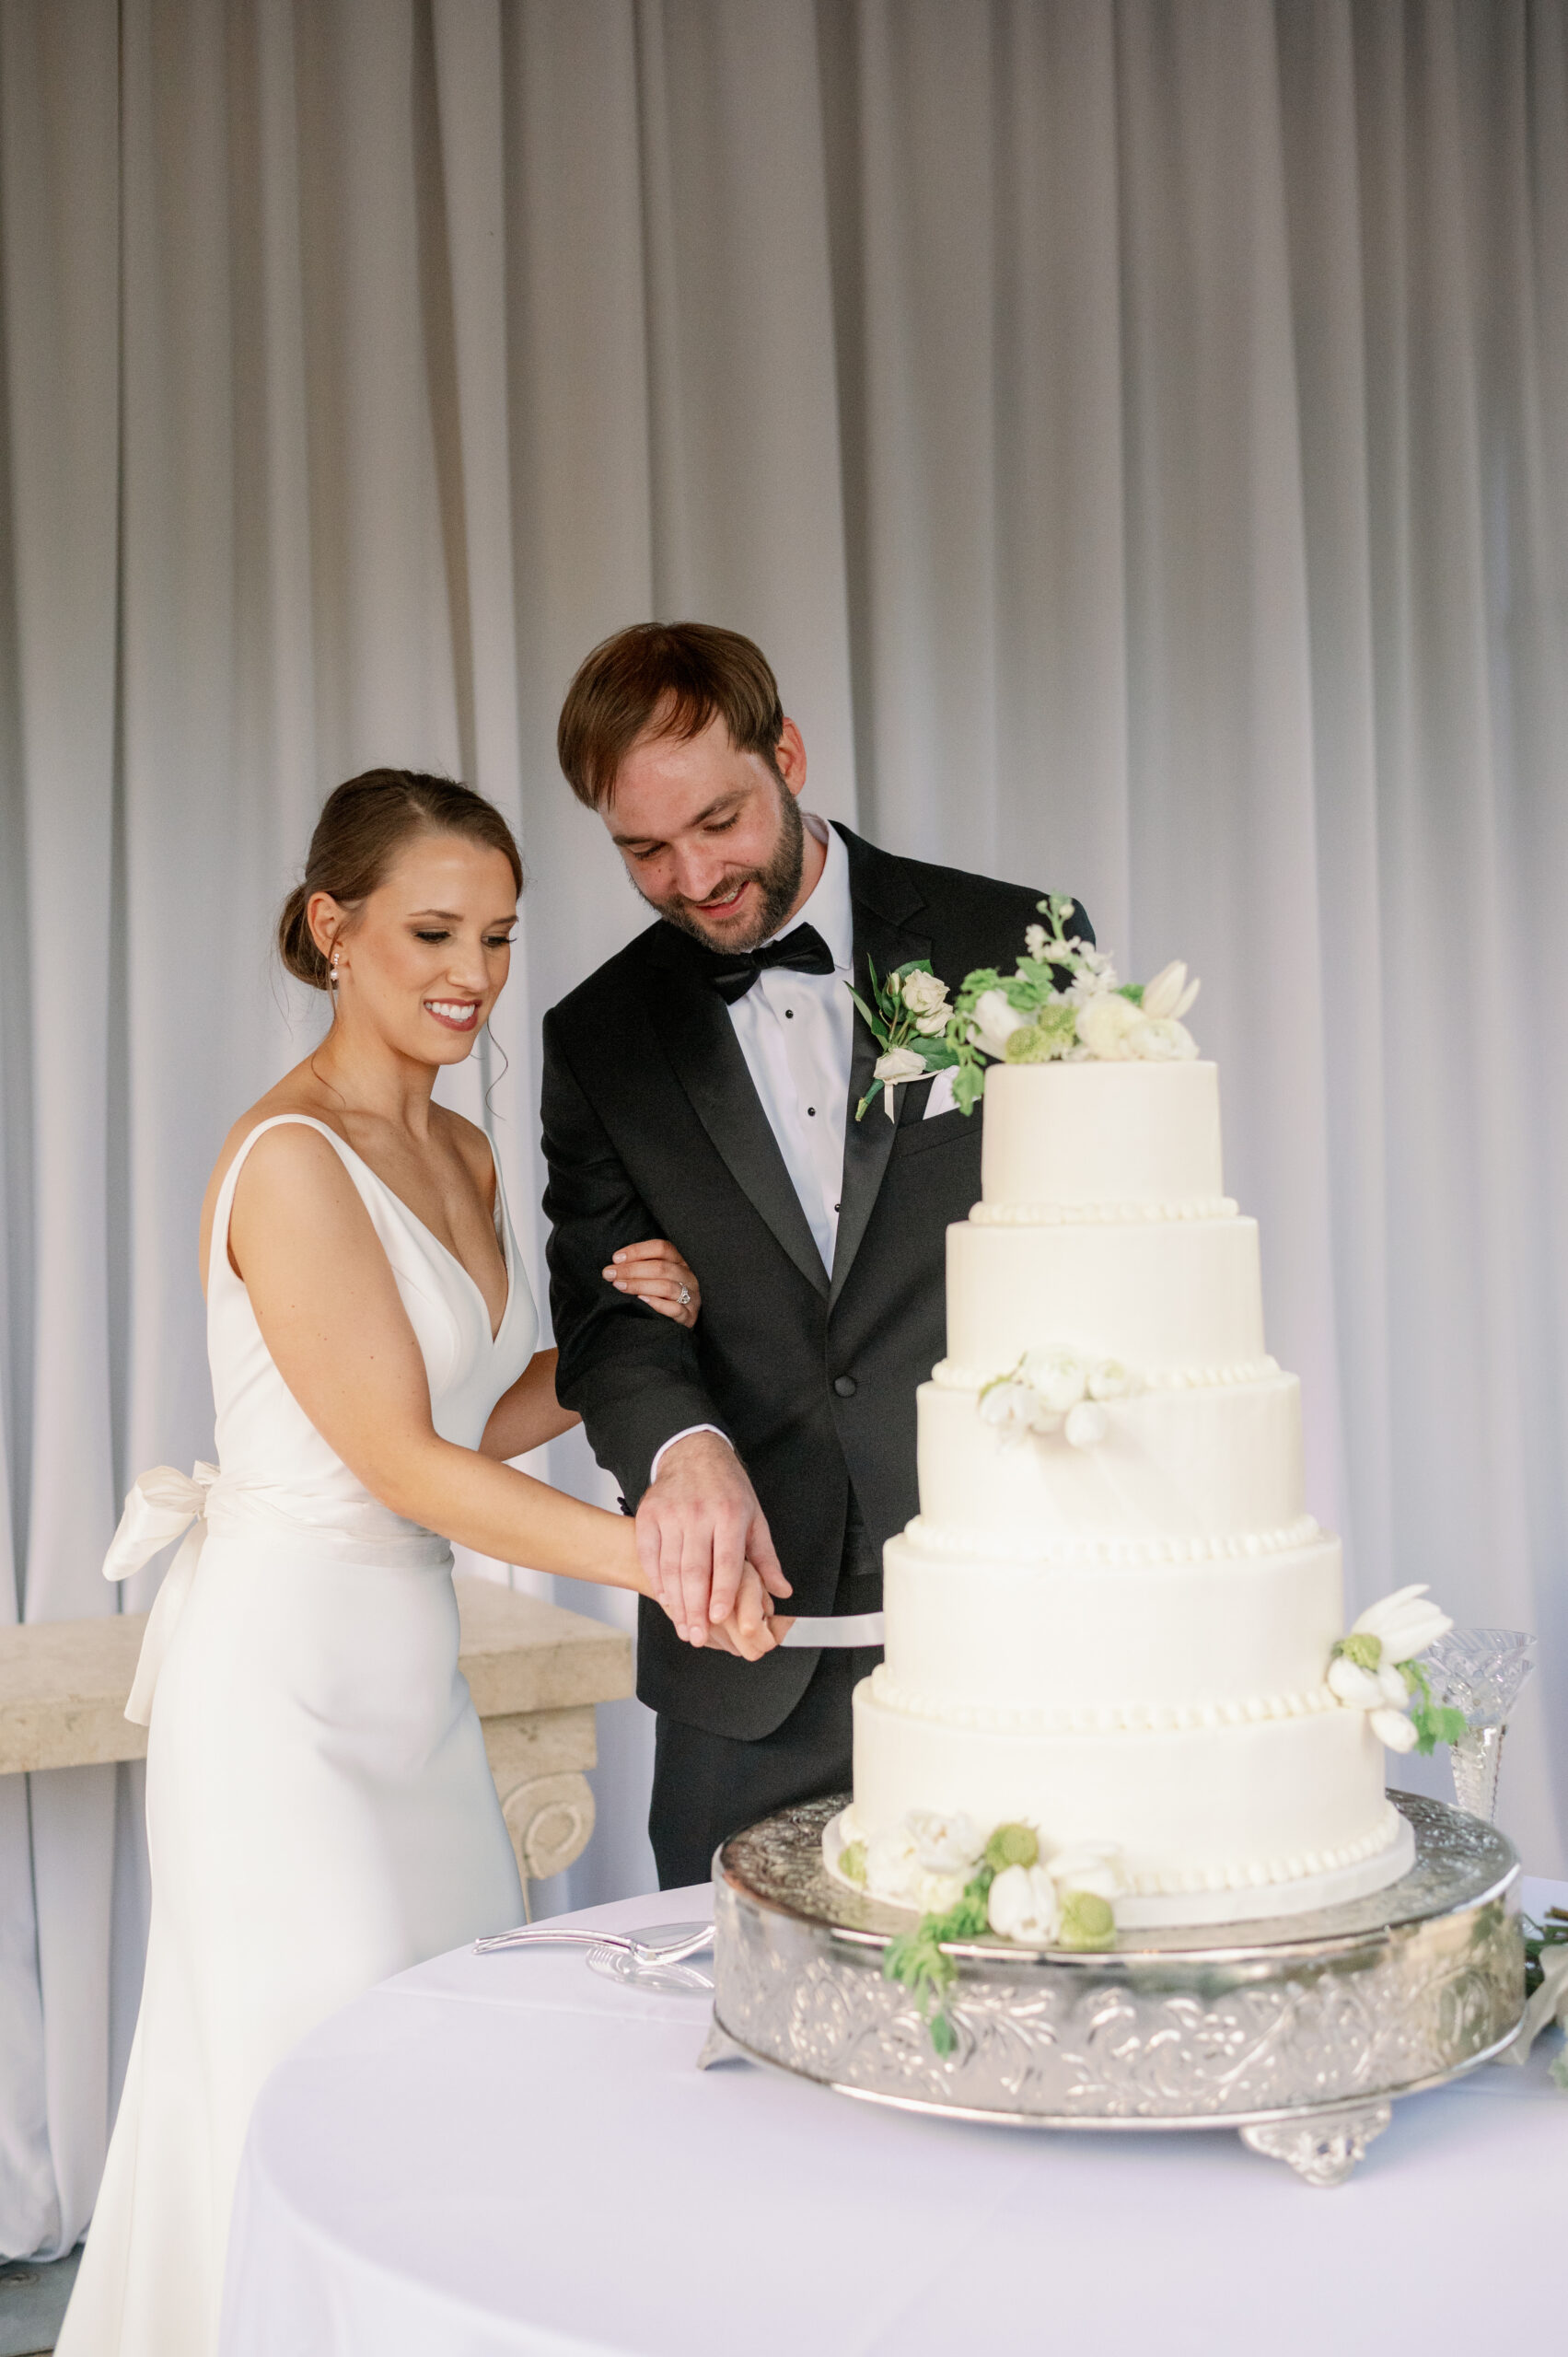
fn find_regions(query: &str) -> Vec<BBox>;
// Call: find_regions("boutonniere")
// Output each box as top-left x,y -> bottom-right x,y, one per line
846,959 -> 961,1122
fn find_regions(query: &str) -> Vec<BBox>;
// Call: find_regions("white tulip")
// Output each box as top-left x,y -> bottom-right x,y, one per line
1063,1401 -> 1109,1449
906,1809 -> 984,1877
970,989 -> 1029,1061
900,970 -> 949,1017
1370,1707 -> 1419,1753
1127,1016 -> 1199,1062
1045,1842 -> 1123,1900
1378,1663 -> 1411,1708
1075,991 -> 1144,1060
1140,961 -> 1190,1021
988,1863 -> 1061,1945
1351,1585 -> 1454,1664
1328,1655 -> 1387,1710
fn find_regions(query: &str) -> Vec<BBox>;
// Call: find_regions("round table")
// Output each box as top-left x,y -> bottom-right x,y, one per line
218,1875 -> 1566,2357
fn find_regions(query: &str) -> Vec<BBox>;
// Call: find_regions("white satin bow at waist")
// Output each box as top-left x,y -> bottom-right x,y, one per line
103,1463 -> 452,1726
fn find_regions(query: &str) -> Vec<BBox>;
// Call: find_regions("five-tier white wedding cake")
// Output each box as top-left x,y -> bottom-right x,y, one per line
830,1051 -> 1417,1930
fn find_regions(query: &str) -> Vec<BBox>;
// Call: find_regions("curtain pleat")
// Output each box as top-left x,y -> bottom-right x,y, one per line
0,0 -> 1563,2257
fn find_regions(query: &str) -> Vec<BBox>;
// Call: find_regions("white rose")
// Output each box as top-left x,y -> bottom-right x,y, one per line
1024,923 -> 1050,959
1075,991 -> 1144,1060
1022,1351 -> 1088,1414
1126,1016 -> 1198,1061
1063,1401 -> 1109,1449
970,988 -> 1028,1061
1370,1706 -> 1419,1754
864,1825 -> 924,1906
900,970 -> 948,1016
913,1008 -> 950,1037
1087,1359 -> 1132,1401
1351,1585 -> 1454,1665
988,1863 -> 1061,1945
906,1809 -> 983,1878
1328,1655 -> 1386,1710
875,1046 -> 928,1088
1045,1841 -> 1124,1900
1140,960 -> 1201,1022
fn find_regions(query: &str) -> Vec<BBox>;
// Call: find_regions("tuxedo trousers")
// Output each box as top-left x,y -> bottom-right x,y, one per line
648,1494 -> 882,1889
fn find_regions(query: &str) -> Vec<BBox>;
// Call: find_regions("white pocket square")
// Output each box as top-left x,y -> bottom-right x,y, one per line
923,1070 -> 958,1119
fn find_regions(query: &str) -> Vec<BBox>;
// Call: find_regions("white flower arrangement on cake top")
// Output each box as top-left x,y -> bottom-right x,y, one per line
827,1807 -> 1122,2054
849,895 -> 1203,1123
1327,1586 -> 1467,1756
978,1346 -> 1139,1451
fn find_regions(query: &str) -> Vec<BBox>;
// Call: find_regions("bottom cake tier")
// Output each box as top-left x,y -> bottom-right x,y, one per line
851,1667 -> 1412,1927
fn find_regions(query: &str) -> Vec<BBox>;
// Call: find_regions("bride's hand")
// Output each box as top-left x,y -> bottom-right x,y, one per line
602,1238 -> 701,1328
702,1563 -> 793,1662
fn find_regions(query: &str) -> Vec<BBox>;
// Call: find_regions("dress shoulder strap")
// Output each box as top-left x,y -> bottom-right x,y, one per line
207,1114 -> 363,1297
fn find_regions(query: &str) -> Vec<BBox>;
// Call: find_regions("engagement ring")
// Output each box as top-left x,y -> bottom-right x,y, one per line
679,1285 -> 691,1309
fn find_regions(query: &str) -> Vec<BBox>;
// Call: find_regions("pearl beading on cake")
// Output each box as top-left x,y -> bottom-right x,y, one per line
899,1513 -> 1321,1566
970,1195 -> 1238,1225
866,1663 -> 1342,1737
1121,1805 -> 1402,1898
929,1355 -> 1282,1393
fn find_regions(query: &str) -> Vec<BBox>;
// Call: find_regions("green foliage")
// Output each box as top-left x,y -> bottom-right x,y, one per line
1523,1906 -> 1568,1998
838,1840 -> 867,1887
881,1864 -> 997,2055
1333,1631 -> 1383,1672
1400,1658 -> 1468,1756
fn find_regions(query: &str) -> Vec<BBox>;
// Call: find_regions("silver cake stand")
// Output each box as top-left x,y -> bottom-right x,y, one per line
700,1791 -> 1524,2183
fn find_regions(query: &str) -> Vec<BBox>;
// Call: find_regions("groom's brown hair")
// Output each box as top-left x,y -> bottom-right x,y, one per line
557,622 -> 785,811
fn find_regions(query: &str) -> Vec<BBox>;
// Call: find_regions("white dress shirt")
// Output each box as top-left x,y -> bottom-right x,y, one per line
724,813 -> 854,1275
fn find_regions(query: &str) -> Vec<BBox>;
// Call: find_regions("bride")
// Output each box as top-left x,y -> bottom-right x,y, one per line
57,770 -> 787,2357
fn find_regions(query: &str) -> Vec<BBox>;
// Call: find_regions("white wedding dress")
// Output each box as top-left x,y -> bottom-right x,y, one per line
58,1116 -> 534,2357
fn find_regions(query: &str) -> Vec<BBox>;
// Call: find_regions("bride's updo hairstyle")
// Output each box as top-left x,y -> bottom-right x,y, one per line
278,769 -> 523,989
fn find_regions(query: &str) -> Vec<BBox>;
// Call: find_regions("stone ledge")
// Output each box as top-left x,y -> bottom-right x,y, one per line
0,1576 -> 634,1777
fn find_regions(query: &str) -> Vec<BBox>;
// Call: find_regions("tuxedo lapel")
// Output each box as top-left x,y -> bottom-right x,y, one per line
830,830 -> 932,1309
646,932 -> 830,1298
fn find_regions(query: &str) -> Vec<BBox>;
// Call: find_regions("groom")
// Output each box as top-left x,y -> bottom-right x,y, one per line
541,622 -> 1089,1887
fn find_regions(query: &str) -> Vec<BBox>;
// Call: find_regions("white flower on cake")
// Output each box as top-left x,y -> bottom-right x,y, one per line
1125,1014 -> 1199,1062
1140,960 -> 1202,1023
979,1348 -> 1139,1449
987,1864 -> 1060,1944
906,1809 -> 984,1878
1326,1584 -> 1466,1759
969,987 -> 1029,1062
988,1840 -> 1123,1947
1074,991 -> 1144,1060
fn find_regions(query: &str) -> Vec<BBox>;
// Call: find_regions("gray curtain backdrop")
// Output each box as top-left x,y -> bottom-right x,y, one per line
1,0 -> 1564,2258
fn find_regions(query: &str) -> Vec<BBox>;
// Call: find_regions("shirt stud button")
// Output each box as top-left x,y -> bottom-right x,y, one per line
833,1375 -> 857,1399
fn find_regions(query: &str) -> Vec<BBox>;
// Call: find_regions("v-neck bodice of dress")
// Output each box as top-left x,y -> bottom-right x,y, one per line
204,1114 -> 537,1553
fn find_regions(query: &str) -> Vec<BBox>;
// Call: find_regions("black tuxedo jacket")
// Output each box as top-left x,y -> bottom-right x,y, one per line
540,824 -> 1089,1740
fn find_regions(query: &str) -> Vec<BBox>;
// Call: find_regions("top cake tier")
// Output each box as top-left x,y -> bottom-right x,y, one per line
979,1061 -> 1230,1217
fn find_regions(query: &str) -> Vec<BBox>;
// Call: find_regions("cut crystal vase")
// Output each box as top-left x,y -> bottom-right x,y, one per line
1421,1628 -> 1538,1823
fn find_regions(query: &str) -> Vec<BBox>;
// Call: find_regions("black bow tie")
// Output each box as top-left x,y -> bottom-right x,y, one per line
698,923 -> 837,1004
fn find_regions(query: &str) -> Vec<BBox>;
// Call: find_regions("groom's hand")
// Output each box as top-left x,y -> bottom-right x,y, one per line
636,1433 -> 791,1646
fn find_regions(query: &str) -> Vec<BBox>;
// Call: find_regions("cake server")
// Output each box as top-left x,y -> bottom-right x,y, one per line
778,1611 -> 885,1649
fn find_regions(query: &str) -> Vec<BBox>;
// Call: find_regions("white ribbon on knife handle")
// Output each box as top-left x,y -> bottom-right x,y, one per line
779,1612 -> 885,1650
102,1461 -> 221,1725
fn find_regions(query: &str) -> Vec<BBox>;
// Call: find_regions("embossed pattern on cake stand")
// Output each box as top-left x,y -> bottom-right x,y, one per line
703,1791 -> 1524,2185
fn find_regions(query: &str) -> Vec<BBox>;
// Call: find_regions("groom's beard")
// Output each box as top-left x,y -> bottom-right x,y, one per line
639,782 -> 807,954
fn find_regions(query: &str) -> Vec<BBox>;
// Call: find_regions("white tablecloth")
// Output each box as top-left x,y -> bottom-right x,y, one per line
219,1877 -> 1566,2357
